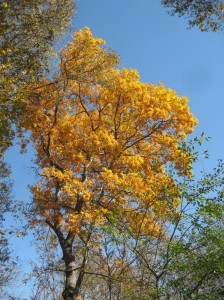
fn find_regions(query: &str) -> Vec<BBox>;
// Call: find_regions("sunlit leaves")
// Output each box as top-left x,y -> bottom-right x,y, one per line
21,28 -> 198,241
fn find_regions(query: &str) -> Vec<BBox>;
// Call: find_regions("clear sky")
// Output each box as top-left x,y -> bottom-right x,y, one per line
72,0 -> 224,164
5,0 -> 224,298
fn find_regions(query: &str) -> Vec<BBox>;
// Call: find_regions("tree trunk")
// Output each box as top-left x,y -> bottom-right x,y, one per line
61,237 -> 80,300
62,258 -> 79,300
58,193 -> 86,299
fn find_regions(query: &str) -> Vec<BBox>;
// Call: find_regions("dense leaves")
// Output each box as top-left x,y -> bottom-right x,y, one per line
0,2 -> 75,297
20,28 -> 198,299
0,0 -> 75,151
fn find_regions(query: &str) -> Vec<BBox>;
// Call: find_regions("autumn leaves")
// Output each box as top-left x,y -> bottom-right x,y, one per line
21,28 -> 197,237
17,28 -> 199,298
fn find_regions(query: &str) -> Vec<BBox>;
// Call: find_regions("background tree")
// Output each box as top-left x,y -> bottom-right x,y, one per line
20,27 -> 197,299
121,158 -> 224,300
0,1 -> 76,297
0,0 -> 75,151
161,0 -> 224,31
166,160 -> 224,299
28,232 -> 65,300
0,157 -> 16,297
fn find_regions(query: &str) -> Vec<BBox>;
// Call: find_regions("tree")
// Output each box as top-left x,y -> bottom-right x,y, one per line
121,158 -> 224,300
33,160 -> 222,300
0,1 -> 76,296
0,157 -> 16,296
0,0 -> 75,151
28,233 -> 65,300
161,0 -> 224,31
167,160 -> 224,299
19,27 -> 198,299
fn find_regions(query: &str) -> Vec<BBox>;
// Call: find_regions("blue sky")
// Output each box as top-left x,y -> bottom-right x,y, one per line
72,0 -> 224,165
5,0 -> 224,297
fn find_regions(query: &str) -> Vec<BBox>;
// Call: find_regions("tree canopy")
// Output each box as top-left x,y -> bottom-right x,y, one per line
19,28 -> 198,299
0,0 -> 75,152
1,2 -> 223,299
0,1 -> 75,296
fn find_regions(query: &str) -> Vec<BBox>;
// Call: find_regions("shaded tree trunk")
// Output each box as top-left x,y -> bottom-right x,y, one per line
60,231 -> 88,299
62,259 -> 78,299
61,236 -> 80,300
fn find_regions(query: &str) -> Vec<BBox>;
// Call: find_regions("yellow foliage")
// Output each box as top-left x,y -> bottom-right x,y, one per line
20,28 -> 197,239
